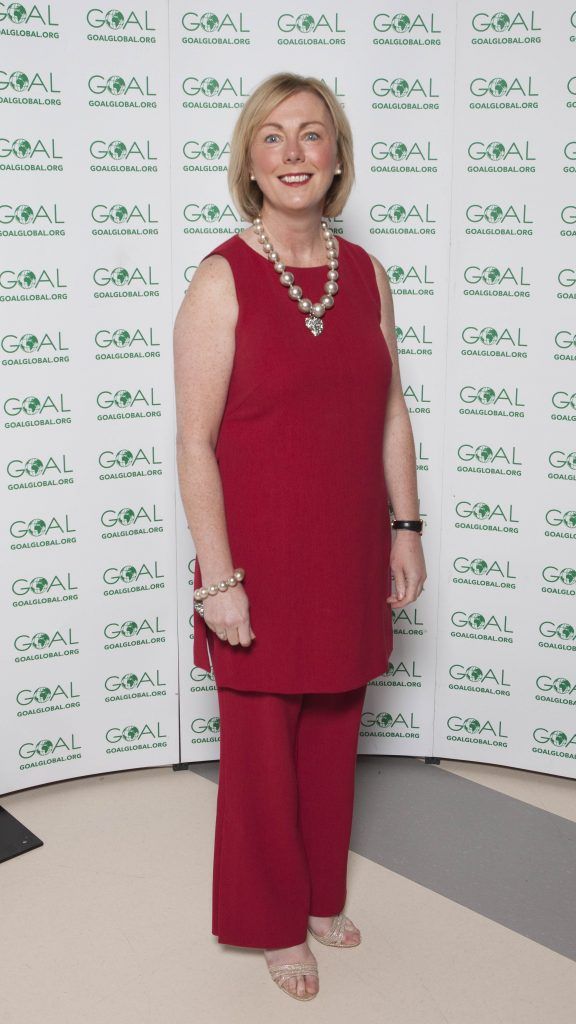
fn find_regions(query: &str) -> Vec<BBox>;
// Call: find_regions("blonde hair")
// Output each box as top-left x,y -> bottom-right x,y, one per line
228,72 -> 355,221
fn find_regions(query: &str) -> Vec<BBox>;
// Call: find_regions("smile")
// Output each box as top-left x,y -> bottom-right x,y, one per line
278,173 -> 313,185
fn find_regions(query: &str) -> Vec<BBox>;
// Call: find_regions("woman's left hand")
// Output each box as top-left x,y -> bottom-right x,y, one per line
387,532 -> 427,608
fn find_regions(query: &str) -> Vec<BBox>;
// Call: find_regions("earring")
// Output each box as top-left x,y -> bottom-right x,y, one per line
249,173 -> 256,180
335,167 -> 342,175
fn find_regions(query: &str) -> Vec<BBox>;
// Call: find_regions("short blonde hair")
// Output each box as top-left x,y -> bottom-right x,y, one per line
228,72 -> 355,221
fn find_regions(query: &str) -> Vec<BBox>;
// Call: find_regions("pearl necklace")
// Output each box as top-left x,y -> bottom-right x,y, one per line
252,216 -> 339,337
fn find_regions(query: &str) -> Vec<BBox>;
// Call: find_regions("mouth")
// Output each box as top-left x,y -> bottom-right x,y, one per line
278,173 -> 313,186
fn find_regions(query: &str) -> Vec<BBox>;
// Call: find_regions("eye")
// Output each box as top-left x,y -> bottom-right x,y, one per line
305,131 -> 320,140
264,133 -> 280,143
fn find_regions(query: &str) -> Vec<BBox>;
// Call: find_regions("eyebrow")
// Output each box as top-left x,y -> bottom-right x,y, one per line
260,120 -> 325,129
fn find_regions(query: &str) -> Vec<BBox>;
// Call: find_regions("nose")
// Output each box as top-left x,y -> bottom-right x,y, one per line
283,138 -> 304,162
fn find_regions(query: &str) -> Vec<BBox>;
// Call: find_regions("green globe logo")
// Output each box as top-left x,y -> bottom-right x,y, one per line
114,390 -> 132,408
37,739 -> 54,755
201,140 -> 221,160
482,267 -> 501,284
30,576 -> 49,594
34,686 -> 52,703
105,9 -> 125,28
121,621 -> 138,637
488,78 -> 508,97
32,632 -> 50,649
395,327 -> 404,342
477,387 -> 496,405
484,205 -> 503,223
475,445 -> 493,463
296,13 -> 315,32
561,567 -> 576,585
201,77 -> 219,96
389,142 -> 408,162
486,142 -> 505,162
466,666 -> 484,682
468,613 -> 486,629
119,565 -> 137,583
564,511 -> 576,528
567,453 -> 576,471
117,508 -> 135,525
392,13 -> 411,32
207,716 -> 220,734
553,678 -> 571,694
470,559 -> 489,576
15,205 -> 34,224
557,623 -> 575,640
491,12 -> 510,32
200,12 -> 219,31
375,712 -> 393,728
473,502 -> 491,520
17,270 -> 36,289
388,205 -> 406,223
391,78 -> 410,97
121,673 -> 139,689
550,730 -> 568,747
109,140 -> 127,160
116,449 -> 133,466
29,519 -> 47,536
22,395 -> 41,414
463,718 -> 481,734
7,4 -> 27,22
388,266 -> 405,283
112,329 -> 131,348
479,327 -> 499,346
123,725 -> 140,741
107,76 -> 126,95
202,203 -> 220,222
10,72 -> 29,91
110,267 -> 129,285
13,138 -> 31,157
109,205 -> 128,223
25,457 -> 43,476
20,333 -> 40,352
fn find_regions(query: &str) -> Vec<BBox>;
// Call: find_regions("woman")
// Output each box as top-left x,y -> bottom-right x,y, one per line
173,72 -> 426,1002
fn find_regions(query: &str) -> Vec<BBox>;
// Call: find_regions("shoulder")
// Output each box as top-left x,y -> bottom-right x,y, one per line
341,237 -> 393,312
178,236 -> 239,317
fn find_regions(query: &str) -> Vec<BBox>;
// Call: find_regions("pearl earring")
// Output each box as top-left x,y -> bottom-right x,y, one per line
250,173 -> 256,180
335,167 -> 342,175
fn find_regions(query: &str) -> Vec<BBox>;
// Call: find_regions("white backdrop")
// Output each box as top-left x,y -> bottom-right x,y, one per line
1,0 -> 575,795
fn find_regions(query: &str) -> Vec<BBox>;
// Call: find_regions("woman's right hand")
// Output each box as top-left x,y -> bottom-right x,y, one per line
203,583 -> 256,649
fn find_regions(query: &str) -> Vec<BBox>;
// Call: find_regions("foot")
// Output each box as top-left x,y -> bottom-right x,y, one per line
308,913 -> 361,945
264,941 -> 319,999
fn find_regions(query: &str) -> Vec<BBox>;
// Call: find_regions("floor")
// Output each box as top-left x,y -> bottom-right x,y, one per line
1,755 -> 575,1023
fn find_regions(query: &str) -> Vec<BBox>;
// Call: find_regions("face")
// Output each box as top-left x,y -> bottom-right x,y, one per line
249,90 -> 340,216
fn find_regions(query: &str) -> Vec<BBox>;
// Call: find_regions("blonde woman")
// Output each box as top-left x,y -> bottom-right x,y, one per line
173,72 -> 426,1002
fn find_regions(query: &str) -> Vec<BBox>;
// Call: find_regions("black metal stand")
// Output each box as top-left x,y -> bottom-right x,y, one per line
0,805 -> 43,863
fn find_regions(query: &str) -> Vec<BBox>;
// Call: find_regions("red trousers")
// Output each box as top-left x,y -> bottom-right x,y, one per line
212,684 -> 368,948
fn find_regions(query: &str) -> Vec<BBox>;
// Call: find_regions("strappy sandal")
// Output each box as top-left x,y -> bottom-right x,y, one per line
307,912 -> 361,947
267,961 -> 319,1001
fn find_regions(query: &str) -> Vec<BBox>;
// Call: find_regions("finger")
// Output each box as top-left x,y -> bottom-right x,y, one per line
393,567 -> 407,601
237,620 -> 254,648
226,624 -> 240,646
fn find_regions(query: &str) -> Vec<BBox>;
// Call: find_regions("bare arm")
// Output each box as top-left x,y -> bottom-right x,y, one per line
369,252 -> 426,606
173,252 -> 255,646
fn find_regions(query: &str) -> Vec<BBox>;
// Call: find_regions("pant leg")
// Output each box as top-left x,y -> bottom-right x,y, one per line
212,686 -> 311,949
295,685 -> 367,915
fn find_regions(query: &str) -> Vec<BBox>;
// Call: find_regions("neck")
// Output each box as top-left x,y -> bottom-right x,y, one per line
254,203 -> 327,265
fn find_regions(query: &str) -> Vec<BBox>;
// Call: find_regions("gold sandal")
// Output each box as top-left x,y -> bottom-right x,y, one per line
307,912 -> 361,947
268,961 -> 319,1001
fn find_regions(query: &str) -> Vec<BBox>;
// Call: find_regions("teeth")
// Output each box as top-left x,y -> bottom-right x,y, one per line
280,174 -> 311,183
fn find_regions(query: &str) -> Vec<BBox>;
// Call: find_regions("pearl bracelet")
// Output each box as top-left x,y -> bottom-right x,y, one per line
194,567 -> 245,604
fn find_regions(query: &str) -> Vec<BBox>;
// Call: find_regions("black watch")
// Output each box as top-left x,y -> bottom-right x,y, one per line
391,518 -> 424,535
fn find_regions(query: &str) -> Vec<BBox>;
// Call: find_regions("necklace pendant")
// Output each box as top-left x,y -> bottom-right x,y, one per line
305,314 -> 324,337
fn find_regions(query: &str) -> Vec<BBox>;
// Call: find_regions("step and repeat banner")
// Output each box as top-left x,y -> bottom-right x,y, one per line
1,1 -> 574,794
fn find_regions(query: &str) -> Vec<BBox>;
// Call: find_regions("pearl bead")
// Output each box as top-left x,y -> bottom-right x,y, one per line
263,241 -> 272,253
328,269 -> 339,281
321,294 -> 334,308
298,297 -> 312,313
227,576 -> 237,587
328,259 -> 338,270
324,280 -> 338,295
274,260 -> 285,272
289,284 -> 303,300
268,251 -> 278,262
233,568 -> 245,581
217,580 -> 228,592
280,271 -> 294,286
208,584 -> 219,596
311,302 -> 325,317
199,587 -> 209,600
326,239 -> 336,251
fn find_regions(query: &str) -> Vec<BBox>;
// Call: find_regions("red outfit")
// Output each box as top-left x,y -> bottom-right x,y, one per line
193,232 -> 394,693
213,684 -> 368,947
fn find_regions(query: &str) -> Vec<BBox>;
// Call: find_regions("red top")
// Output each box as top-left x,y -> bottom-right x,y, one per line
192,232 -> 393,693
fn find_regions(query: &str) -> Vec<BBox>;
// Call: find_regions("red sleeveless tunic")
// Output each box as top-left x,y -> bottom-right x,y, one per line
192,232 -> 393,693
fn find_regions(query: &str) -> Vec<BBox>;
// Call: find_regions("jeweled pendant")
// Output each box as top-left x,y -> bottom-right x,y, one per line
305,315 -> 324,337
